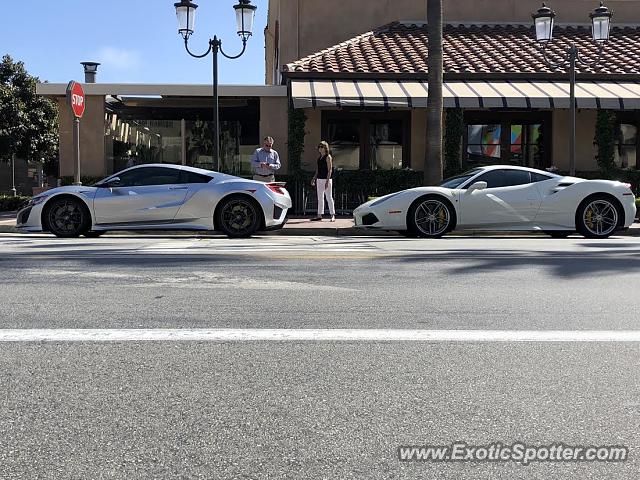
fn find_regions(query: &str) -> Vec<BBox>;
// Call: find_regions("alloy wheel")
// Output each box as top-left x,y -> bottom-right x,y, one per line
582,199 -> 618,237
49,200 -> 84,236
220,199 -> 257,236
414,199 -> 450,236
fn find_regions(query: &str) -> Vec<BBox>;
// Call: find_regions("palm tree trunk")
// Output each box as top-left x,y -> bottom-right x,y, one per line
425,0 -> 443,185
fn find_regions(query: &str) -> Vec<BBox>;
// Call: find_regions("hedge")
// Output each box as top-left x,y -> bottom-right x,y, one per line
0,195 -> 30,212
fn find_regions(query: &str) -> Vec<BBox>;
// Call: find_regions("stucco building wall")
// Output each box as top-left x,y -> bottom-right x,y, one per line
57,95 -> 106,178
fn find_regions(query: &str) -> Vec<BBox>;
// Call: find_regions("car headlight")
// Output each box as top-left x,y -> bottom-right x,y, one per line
27,194 -> 51,207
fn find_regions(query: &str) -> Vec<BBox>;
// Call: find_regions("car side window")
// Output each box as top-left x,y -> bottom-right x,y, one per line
117,167 -> 182,187
180,171 -> 212,184
475,169 -> 531,188
531,172 -> 553,183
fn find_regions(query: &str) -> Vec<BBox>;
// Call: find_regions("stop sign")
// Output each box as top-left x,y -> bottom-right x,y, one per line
66,81 -> 86,118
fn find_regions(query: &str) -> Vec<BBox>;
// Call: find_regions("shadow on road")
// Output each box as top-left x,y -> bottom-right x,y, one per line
392,248 -> 640,278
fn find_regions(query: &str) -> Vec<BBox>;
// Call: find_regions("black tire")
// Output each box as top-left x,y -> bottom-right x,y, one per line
84,231 -> 105,238
576,194 -> 621,239
44,196 -> 91,238
215,195 -> 262,238
407,196 -> 455,238
544,231 -> 573,238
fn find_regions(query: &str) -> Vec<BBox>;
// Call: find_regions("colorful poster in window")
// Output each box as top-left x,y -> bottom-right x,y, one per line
467,124 -> 501,159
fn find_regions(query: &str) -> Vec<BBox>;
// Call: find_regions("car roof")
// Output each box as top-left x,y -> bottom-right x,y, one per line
119,163 -> 216,177
474,164 -> 559,177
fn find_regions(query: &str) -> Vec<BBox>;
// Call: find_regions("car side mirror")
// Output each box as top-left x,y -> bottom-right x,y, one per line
102,177 -> 121,188
467,181 -> 487,192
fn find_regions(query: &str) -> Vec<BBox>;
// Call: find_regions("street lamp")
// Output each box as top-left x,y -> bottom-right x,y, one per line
174,0 -> 257,171
532,2 -> 612,176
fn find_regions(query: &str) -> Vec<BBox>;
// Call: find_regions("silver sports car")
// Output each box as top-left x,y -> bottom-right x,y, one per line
16,164 -> 291,238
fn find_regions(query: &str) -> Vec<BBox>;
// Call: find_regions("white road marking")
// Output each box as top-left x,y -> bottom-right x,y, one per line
2,329 -> 640,342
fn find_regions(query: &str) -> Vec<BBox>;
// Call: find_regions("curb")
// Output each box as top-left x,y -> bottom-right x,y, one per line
3,224 -> 639,237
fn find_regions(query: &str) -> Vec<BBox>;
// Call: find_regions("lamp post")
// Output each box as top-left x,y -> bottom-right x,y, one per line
10,154 -> 16,197
532,2 -> 612,176
174,0 -> 257,172
10,91 -> 18,197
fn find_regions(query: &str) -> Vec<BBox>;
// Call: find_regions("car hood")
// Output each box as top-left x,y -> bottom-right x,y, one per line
34,185 -> 98,198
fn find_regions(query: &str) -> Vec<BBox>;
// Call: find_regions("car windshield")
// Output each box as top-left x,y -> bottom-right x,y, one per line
439,169 -> 483,189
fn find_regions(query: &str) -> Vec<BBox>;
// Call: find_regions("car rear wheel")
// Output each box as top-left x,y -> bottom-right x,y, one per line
216,195 -> 261,238
576,195 -> 620,239
45,197 -> 91,238
407,197 -> 454,238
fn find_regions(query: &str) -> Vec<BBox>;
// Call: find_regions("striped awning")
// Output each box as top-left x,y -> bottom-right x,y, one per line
291,79 -> 640,109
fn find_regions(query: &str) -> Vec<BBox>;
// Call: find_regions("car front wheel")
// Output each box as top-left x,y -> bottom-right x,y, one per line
216,195 -> 262,238
45,197 -> 91,238
407,196 -> 454,238
576,195 -> 620,239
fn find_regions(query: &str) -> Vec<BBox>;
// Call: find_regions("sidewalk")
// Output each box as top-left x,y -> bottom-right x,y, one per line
1,211 -> 639,237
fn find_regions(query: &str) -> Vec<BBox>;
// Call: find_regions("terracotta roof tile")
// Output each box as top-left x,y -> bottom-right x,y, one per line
283,22 -> 640,77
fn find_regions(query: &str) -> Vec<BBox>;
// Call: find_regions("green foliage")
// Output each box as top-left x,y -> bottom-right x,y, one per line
0,55 -> 58,164
594,110 -> 616,178
279,169 -> 423,197
0,195 -> 30,211
444,108 -> 464,178
60,176 -> 104,186
287,107 -> 307,179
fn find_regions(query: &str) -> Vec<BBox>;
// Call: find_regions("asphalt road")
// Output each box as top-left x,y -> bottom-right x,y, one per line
1,232 -> 640,479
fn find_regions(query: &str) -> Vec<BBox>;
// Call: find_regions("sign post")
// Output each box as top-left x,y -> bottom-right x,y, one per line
66,81 -> 85,185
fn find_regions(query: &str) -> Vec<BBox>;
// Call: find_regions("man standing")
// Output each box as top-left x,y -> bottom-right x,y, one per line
251,136 -> 281,182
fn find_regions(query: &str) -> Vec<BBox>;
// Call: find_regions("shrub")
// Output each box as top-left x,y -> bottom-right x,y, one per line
0,195 -> 30,211
59,176 -> 104,186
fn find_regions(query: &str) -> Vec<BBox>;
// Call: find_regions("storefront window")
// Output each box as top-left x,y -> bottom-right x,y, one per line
323,113 -> 409,170
510,124 -> 542,167
369,121 -> 403,170
463,114 -> 549,170
105,114 -> 182,173
105,99 -> 259,176
467,124 -> 501,163
327,119 -> 360,170
615,124 -> 637,169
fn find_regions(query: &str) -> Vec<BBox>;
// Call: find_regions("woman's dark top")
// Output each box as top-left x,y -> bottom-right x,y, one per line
317,155 -> 330,179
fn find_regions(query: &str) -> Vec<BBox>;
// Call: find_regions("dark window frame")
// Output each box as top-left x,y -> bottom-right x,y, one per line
615,112 -> 640,171
321,110 -> 411,170
463,111 -> 552,169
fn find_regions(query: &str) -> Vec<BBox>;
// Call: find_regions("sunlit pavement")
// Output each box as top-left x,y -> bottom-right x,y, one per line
1,233 -> 640,478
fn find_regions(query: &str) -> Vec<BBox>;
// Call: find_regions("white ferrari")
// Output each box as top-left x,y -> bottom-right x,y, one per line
353,165 -> 636,239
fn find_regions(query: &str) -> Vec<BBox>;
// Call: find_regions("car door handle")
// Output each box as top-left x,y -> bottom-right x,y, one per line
168,186 -> 188,190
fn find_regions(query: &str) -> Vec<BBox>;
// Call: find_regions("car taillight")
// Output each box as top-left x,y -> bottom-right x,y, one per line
266,183 -> 287,195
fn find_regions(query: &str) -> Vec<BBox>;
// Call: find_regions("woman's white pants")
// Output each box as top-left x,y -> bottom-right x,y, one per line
316,179 -> 335,215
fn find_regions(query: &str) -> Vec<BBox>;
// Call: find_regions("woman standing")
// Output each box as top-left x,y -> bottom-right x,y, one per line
311,141 -> 336,222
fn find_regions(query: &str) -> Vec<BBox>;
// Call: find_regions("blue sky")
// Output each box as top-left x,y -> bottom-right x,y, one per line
0,0 -> 268,85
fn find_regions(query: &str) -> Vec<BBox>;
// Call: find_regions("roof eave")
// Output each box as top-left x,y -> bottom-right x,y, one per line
282,71 -> 640,82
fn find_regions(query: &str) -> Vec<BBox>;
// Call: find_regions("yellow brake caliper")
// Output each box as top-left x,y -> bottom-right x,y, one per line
585,207 -> 594,229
